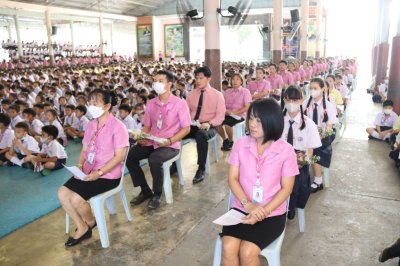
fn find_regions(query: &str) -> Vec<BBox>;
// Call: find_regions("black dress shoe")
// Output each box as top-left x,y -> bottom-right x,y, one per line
287,209 -> 296,220
192,169 -> 205,184
130,191 -> 153,206
65,228 -> 92,247
310,182 -> 324,193
379,238 -> 400,262
147,194 -> 162,209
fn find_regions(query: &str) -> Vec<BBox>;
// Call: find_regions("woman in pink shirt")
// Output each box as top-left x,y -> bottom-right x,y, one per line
58,89 -> 129,247
221,98 -> 299,265
217,73 -> 251,151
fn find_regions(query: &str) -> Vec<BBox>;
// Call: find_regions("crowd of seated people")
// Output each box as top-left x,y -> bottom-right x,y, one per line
0,56 -> 359,250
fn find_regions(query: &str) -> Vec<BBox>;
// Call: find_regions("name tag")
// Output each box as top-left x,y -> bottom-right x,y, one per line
87,151 -> 95,164
252,185 -> 264,204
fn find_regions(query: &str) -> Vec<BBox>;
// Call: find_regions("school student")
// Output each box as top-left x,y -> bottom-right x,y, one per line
7,104 -> 23,129
45,109 -> 68,146
22,108 -> 44,137
281,86 -> 322,219
303,78 -> 338,193
0,113 -> 14,166
247,67 -> 271,100
366,100 -> 398,142
65,105 -> 89,140
5,122 -> 40,167
217,73 -> 251,151
118,104 -> 138,132
24,125 -> 68,176
63,105 -> 79,128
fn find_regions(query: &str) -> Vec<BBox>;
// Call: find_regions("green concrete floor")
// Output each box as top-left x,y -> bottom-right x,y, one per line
0,75 -> 399,266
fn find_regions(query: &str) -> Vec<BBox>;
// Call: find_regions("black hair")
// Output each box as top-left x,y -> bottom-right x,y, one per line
246,98 -> 284,143
222,80 -> 229,86
194,66 -> 212,78
269,63 -> 278,70
89,89 -> 114,110
45,109 -> 57,117
383,100 -> 394,107
15,121 -> 29,132
33,103 -> 44,109
8,104 -> 20,113
304,77 -> 328,123
65,105 -> 76,110
156,70 -> 175,83
138,95 -> 147,105
42,125 -> 58,140
279,60 -> 288,65
22,108 -> 36,117
119,104 -> 132,113
324,81 -> 331,102
282,85 -> 306,130
76,105 -> 87,115
0,113 -> 11,127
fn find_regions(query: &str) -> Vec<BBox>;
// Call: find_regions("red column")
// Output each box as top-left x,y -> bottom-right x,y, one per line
387,36 -> 400,114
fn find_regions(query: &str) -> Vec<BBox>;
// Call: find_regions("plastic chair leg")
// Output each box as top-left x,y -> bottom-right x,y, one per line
162,164 -> 173,204
176,158 -> 184,185
119,189 -> 132,222
65,213 -> 70,234
323,167 -> 330,187
205,153 -> 211,174
297,208 -> 305,233
91,198 -> 110,248
265,252 -> 281,266
212,138 -> 218,162
213,236 -> 222,266
105,196 -> 117,215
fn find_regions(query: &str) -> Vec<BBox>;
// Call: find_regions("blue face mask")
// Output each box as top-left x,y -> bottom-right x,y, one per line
40,136 -> 48,145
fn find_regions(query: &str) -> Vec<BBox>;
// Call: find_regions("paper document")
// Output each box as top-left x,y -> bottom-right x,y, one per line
229,114 -> 242,120
213,209 -> 246,226
63,165 -> 87,180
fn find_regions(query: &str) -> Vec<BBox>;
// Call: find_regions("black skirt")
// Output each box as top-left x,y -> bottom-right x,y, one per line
313,134 -> 335,168
222,116 -> 244,127
220,209 -> 286,250
63,177 -> 121,200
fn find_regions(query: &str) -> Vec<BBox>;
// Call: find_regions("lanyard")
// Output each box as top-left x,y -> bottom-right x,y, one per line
89,121 -> 106,151
255,155 -> 267,186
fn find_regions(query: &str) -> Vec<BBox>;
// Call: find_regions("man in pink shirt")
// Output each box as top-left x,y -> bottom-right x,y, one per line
185,66 -> 226,183
127,70 -> 191,209
247,67 -> 271,100
266,64 -> 284,101
278,60 -> 294,87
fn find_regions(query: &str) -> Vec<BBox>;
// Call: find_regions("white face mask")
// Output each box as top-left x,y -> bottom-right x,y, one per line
88,105 -> 105,119
311,89 -> 322,99
285,103 -> 300,113
40,136 -> 48,145
153,82 -> 166,95
384,109 -> 393,115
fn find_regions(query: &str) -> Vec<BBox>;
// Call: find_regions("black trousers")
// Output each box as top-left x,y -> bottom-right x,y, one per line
184,125 -> 216,171
126,145 -> 179,194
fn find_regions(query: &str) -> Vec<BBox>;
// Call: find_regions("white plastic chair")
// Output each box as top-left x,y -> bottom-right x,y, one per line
323,167 -> 331,187
213,192 -> 289,266
233,120 -> 246,139
297,208 -> 305,233
182,136 -> 218,174
65,149 -> 132,248
139,144 -> 184,204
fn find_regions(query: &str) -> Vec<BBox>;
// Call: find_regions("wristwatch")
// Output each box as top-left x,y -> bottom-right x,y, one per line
97,169 -> 104,176
240,198 -> 248,206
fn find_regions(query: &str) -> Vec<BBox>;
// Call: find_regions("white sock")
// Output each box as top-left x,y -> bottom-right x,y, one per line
314,176 -> 323,185
371,131 -> 380,139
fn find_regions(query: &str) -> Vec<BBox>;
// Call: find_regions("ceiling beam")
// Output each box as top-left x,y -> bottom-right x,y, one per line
118,0 -> 157,8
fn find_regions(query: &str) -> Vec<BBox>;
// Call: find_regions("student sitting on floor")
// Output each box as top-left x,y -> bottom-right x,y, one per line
45,109 -> 68,146
7,104 -> 23,129
366,100 -> 398,142
389,134 -> 400,169
5,122 -> 40,167
33,103 -> 46,124
65,105 -> 89,140
22,108 -> 44,138
24,125 -> 68,176
63,105 -> 79,129
389,115 -> 400,144
0,113 -> 14,166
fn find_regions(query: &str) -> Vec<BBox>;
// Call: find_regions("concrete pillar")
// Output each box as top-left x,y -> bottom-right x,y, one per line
110,21 -> 114,54
315,0 -> 322,58
183,20 -> 190,61
387,8 -> 400,114
13,14 -> 23,57
323,12 -> 327,58
70,21 -> 75,55
45,9 -> 55,66
375,0 -> 391,85
371,0 -> 381,76
204,0 -> 221,91
99,15 -> 104,63
272,0 -> 282,63
300,0 -> 309,62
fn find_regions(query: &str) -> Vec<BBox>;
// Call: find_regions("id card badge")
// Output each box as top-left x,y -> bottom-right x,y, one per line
157,115 -> 163,129
252,180 -> 264,204
87,151 -> 95,164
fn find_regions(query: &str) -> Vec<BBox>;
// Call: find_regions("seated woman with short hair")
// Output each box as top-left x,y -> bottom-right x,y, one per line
221,98 -> 299,266
58,89 -> 129,247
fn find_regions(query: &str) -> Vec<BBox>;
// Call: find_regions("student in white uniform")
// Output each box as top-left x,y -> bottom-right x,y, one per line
65,105 -> 89,140
8,104 -> 23,129
63,105 -> 79,128
303,78 -> 338,193
45,109 -> 67,146
366,100 -> 398,141
5,122 -> 40,166
118,104 -> 138,131
0,114 -> 15,166
22,108 -> 44,137
25,125 -> 68,176
282,85 -> 322,219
